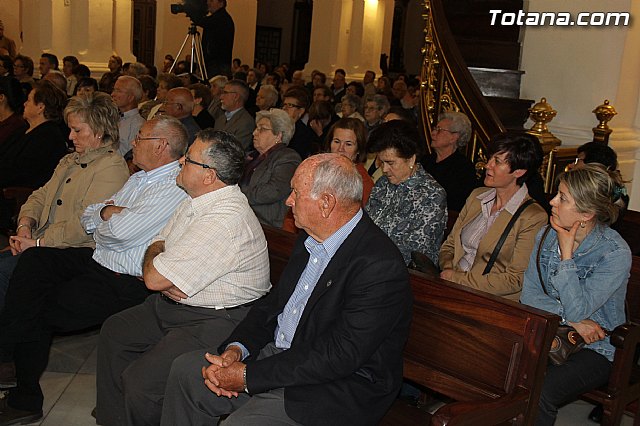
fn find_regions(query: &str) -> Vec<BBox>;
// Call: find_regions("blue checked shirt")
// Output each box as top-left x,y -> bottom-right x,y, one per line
230,209 -> 363,359
81,160 -> 187,276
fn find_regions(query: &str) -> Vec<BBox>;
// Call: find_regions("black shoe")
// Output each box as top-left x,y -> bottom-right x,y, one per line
589,404 -> 603,423
0,398 -> 43,426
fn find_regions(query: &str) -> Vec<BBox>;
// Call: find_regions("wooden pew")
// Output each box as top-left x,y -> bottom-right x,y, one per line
261,225 -> 559,425
381,271 -> 558,426
580,255 -> 640,425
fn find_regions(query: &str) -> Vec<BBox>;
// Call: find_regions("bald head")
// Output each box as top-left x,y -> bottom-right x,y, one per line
112,75 -> 142,111
164,87 -> 194,119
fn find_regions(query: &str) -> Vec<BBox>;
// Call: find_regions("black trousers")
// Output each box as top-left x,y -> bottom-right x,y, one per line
0,247 -> 151,412
536,349 -> 612,425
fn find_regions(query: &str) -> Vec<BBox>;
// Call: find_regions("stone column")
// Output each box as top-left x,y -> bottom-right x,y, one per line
18,0 -> 135,75
304,0 -> 394,81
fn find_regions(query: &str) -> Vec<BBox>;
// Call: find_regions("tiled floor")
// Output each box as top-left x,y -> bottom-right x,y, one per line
2,331 -> 634,425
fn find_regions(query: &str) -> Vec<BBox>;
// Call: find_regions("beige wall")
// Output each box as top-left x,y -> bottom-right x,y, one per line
0,0 -> 21,53
520,0 -> 639,209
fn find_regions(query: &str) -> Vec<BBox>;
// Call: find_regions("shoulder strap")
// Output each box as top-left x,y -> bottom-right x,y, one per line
482,199 -> 536,275
535,225 -> 552,294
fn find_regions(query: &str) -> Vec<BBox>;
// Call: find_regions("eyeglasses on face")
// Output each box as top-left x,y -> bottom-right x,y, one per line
222,90 -> 238,96
434,126 -> 457,134
183,155 -> 214,169
282,102 -> 303,109
134,135 -> 164,144
255,126 -> 274,133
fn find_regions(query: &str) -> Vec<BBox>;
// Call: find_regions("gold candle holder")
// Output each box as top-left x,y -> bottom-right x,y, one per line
592,100 -> 617,144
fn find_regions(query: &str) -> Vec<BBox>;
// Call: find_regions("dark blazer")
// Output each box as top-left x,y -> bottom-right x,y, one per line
240,145 -> 301,228
220,213 -> 412,425
287,120 -> 320,159
214,107 -> 255,151
0,120 -> 68,189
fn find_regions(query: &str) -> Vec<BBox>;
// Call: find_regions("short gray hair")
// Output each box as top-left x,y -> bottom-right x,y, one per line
310,154 -> 363,204
148,115 -> 188,159
225,80 -> 250,104
439,111 -> 472,148
209,75 -> 228,89
365,94 -> 390,115
197,129 -> 245,185
341,93 -> 361,110
256,109 -> 295,145
117,75 -> 143,103
258,84 -> 279,109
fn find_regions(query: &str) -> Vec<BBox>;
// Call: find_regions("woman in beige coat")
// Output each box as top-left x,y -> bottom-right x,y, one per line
0,92 -> 129,307
439,132 -> 548,301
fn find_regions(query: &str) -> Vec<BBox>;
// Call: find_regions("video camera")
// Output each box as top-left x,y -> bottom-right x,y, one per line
170,0 -> 207,20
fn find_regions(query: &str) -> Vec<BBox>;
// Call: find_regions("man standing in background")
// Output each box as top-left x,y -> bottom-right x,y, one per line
193,0 -> 235,78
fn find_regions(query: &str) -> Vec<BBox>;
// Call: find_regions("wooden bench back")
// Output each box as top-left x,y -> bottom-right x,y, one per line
407,272 -> 558,415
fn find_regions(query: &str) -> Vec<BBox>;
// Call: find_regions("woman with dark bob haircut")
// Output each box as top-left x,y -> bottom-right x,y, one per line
365,120 -> 447,266
521,164 -> 630,425
0,76 -> 28,147
324,117 -> 373,205
439,132 -> 548,301
0,80 -> 68,191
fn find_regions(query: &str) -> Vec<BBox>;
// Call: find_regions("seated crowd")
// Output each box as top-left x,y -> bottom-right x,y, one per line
0,51 -> 633,426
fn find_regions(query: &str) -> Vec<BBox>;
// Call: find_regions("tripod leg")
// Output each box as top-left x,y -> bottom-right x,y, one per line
170,33 -> 191,74
194,32 -> 208,81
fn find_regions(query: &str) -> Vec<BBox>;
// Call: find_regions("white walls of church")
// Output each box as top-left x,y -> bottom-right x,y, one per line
520,0 -> 639,208
1,0 -> 135,73
304,0 -> 394,81
0,1 -> 20,52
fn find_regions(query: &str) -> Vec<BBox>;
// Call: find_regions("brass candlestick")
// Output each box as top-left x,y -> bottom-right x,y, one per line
592,100 -> 617,144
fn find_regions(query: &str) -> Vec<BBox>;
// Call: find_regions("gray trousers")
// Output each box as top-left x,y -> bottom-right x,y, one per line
161,343 -> 301,426
95,294 -> 251,426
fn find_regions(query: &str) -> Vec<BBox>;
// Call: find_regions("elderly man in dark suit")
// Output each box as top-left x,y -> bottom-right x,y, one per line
213,79 -> 255,151
160,153 -> 412,426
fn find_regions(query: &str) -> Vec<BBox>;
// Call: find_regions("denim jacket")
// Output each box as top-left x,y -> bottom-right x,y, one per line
521,224 -> 631,361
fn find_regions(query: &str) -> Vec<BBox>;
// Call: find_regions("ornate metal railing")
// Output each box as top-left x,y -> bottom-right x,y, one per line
419,0 -> 505,172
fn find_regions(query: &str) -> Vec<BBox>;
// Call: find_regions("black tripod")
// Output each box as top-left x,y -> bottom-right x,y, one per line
170,23 -> 208,81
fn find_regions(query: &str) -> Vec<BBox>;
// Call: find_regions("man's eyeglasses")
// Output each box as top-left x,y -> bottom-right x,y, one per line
282,102 -> 303,109
183,155 -> 214,169
162,101 -> 182,107
134,135 -> 164,144
222,90 -> 238,96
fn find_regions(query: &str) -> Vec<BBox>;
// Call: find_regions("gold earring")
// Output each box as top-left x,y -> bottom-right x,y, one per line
580,221 -> 586,228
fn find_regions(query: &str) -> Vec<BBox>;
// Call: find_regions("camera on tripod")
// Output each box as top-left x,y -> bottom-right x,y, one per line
170,0 -> 207,20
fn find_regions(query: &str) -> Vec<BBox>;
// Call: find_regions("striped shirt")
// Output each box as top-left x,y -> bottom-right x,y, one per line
81,160 -> 187,276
